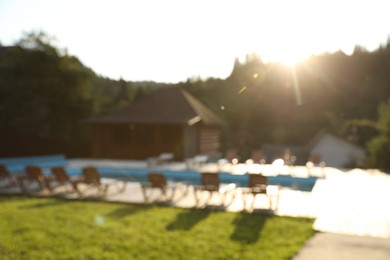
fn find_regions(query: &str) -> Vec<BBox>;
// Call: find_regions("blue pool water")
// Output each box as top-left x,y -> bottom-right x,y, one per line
1,155 -> 317,191
76,167 -> 318,192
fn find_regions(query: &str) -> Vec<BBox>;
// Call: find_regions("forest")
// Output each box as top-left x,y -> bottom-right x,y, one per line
1,32 -> 390,168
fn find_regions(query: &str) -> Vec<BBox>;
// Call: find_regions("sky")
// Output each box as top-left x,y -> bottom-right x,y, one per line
1,0 -> 390,83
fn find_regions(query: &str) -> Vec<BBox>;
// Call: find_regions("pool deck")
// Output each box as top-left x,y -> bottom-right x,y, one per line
2,159 -> 390,258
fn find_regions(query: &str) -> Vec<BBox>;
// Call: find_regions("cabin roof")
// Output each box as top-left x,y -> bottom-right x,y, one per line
90,87 -> 226,126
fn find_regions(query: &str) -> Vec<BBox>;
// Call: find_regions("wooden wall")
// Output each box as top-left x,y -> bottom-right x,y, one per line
91,123 -> 222,161
198,127 -> 221,155
91,124 -> 185,160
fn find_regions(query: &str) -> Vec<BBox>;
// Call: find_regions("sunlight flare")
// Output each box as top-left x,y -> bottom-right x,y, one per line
291,66 -> 303,106
238,86 -> 247,94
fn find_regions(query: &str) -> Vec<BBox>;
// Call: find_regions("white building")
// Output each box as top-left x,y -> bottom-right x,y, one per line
307,131 -> 366,168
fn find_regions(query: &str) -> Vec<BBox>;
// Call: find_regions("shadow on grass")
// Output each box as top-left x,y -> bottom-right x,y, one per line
166,209 -> 211,231
106,204 -> 152,218
230,212 -> 271,244
18,199 -> 69,209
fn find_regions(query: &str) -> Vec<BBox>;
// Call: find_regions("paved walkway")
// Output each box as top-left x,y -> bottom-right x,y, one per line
294,232 -> 390,260
312,168 -> 390,238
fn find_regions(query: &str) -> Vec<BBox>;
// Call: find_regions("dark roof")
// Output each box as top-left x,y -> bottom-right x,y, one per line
0,46 -> 22,56
90,87 -> 226,126
0,46 -> 11,56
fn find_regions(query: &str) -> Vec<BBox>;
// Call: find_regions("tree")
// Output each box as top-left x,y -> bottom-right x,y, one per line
113,78 -> 133,110
365,100 -> 390,168
0,32 -> 97,139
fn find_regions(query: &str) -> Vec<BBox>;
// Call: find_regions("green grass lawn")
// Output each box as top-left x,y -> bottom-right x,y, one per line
0,196 -> 315,259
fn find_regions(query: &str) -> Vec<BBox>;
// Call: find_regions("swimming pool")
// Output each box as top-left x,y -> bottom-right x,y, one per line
72,166 -> 318,192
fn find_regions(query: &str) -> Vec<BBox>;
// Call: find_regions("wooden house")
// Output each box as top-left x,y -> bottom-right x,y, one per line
89,87 -> 226,161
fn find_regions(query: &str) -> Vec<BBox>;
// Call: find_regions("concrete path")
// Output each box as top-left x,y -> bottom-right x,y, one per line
311,168 -> 390,238
294,232 -> 390,260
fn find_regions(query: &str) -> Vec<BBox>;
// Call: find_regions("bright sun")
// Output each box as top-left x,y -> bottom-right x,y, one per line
263,47 -> 310,67
279,52 -> 308,66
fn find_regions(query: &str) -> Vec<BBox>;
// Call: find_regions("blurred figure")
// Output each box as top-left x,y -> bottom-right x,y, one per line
282,148 -> 296,166
251,149 -> 267,164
